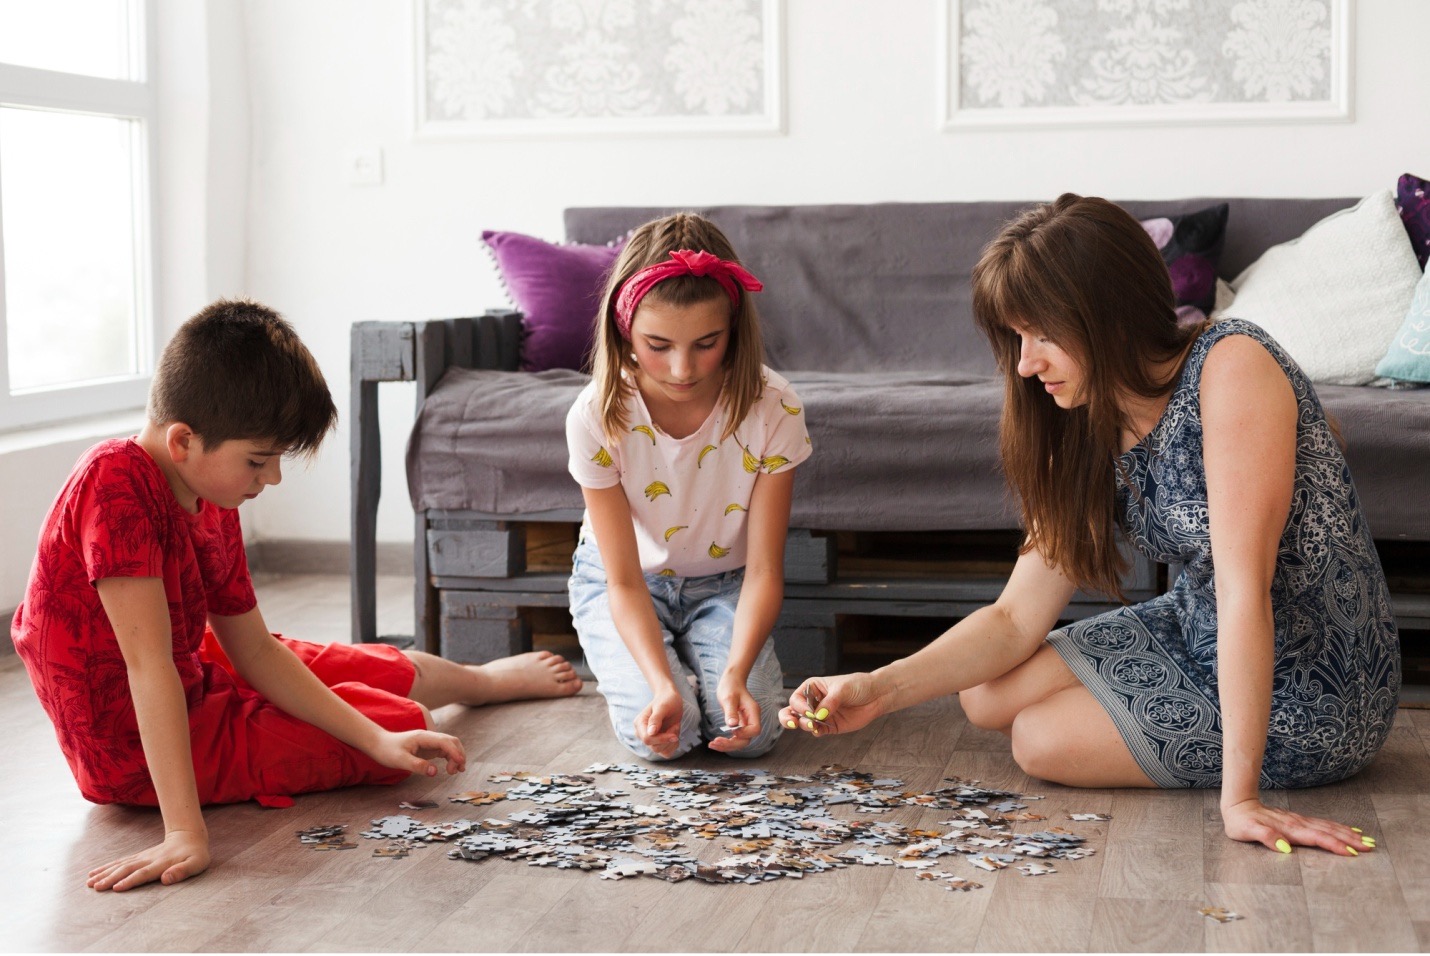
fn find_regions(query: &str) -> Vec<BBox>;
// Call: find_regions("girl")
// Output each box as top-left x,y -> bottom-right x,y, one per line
781,194 -> 1398,855
566,213 -> 811,760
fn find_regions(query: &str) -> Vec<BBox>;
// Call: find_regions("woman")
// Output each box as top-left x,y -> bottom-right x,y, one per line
781,194 -> 1398,855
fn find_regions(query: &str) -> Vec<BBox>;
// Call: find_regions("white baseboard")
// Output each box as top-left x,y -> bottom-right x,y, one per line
246,540 -> 413,577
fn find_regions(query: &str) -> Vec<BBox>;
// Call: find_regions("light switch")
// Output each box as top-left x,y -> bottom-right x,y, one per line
342,147 -> 384,186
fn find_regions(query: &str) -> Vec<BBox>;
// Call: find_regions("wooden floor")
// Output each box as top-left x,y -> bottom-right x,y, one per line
4,573 -> 1430,953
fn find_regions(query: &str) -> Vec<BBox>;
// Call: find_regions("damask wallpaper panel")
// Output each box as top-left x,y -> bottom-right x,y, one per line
941,0 -> 1352,129
415,0 -> 784,137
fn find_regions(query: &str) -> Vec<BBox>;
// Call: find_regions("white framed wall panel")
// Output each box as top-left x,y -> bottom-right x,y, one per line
940,0 -> 1354,131
414,0 -> 785,139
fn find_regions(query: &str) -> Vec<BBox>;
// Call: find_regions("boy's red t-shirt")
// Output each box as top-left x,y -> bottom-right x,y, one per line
11,438 -> 257,802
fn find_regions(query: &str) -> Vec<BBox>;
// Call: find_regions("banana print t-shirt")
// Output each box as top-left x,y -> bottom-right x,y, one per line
566,366 -> 812,578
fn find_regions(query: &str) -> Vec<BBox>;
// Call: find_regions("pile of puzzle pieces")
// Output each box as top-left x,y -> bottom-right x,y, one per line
297,763 -> 1107,892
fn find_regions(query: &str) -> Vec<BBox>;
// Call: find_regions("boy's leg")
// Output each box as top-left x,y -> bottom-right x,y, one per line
678,571 -> 784,758
403,649 -> 583,710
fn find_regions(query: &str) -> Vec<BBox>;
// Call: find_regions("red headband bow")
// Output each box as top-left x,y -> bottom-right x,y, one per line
614,249 -> 763,339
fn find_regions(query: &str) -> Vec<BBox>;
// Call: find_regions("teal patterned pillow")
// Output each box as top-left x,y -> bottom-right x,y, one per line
1375,265 -> 1430,383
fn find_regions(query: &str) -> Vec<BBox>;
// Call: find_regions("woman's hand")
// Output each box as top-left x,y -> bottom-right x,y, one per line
1221,797 -> 1375,855
637,687 -> 686,758
87,828 -> 211,891
367,728 -> 467,778
779,672 -> 889,737
710,674 -> 760,753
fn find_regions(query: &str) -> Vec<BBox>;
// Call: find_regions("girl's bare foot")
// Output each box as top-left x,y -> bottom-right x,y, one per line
470,650 -> 583,704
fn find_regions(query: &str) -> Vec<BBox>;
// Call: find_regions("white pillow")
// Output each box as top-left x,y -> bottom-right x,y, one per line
1222,190 -> 1422,385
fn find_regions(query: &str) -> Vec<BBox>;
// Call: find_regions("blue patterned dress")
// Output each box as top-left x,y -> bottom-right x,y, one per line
1048,320 -> 1400,789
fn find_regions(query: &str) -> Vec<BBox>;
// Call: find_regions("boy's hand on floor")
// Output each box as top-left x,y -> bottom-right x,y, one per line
371,729 -> 467,777
87,828 -> 210,892
637,689 -> 685,758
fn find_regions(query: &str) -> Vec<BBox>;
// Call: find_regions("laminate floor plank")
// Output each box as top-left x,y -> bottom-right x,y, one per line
732,863 -> 895,953
1089,897 -> 1206,953
1370,793 -> 1430,923
6,573 -> 1429,952
974,895 -> 1093,952
409,868 -> 579,953
1199,882 -> 1313,953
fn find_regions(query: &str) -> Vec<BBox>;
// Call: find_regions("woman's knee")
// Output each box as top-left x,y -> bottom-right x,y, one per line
958,683 -> 1015,733
1008,708 -> 1068,783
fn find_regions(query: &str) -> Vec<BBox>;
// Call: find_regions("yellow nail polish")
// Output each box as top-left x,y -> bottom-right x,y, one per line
1351,827 -> 1362,833
815,707 -> 830,721
1346,846 -> 1358,856
1361,836 -> 1375,847
785,719 -> 796,730
1275,839 -> 1292,854
804,711 -> 816,720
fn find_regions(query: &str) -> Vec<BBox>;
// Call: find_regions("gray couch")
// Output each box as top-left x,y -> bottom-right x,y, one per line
351,199 -> 1430,681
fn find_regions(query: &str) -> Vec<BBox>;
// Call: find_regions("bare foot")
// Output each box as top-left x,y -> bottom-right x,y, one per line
471,651 -> 583,705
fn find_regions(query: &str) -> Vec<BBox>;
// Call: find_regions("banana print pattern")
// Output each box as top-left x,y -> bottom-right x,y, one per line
567,366 -> 810,577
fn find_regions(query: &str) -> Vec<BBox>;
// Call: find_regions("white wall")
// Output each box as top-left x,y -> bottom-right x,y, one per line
236,0 -> 1430,551
0,0 -> 249,613
5,0 -> 1429,614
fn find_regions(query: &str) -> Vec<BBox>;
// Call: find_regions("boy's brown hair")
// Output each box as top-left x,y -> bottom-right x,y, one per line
148,298 -> 337,456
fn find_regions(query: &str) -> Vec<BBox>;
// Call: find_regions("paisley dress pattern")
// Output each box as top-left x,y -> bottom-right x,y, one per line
1048,320 -> 1400,789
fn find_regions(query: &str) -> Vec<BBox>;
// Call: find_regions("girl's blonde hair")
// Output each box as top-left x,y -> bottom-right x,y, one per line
590,212 -> 766,444
972,194 -> 1207,601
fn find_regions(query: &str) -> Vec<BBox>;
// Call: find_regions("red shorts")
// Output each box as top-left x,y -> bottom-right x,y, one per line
119,633 -> 424,807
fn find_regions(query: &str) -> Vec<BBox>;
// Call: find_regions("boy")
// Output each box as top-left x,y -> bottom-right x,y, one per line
11,299 -> 582,891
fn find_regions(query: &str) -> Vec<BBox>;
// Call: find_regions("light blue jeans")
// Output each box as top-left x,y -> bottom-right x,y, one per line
567,538 -> 784,761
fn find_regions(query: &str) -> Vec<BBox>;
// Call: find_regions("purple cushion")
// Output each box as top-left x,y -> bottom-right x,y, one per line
482,230 -> 625,371
1397,172 -> 1430,270
1139,203 -> 1229,324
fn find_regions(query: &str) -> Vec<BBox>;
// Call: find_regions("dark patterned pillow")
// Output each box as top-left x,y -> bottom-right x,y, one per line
1139,203 -> 1230,324
1397,172 -> 1430,270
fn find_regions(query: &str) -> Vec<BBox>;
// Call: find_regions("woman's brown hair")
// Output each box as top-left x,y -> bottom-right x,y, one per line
589,212 -> 766,444
972,194 -> 1208,600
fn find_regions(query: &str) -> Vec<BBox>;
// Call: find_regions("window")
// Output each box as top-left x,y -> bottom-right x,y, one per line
0,0 -> 156,430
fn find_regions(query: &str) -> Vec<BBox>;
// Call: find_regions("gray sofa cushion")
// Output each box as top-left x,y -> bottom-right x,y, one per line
1318,384 -> 1430,540
407,368 -> 1430,539
406,198 -> 1430,543
408,368 -> 1014,532
564,199 -> 1357,376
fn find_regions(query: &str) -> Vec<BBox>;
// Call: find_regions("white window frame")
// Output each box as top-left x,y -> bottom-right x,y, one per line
0,1 -> 159,432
